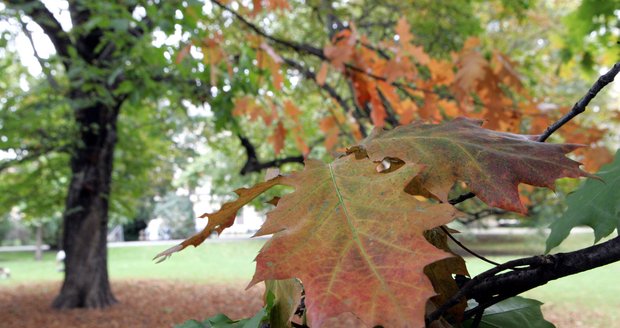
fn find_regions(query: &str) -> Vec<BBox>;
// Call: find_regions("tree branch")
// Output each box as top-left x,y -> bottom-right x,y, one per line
428,234 -> 620,324
441,226 -> 500,266
0,145 -> 68,173
237,134 -> 304,175
18,15 -> 60,90
281,56 -> 368,138
6,0 -> 72,61
211,0 -> 325,59
538,62 -> 620,142
210,0 -> 431,101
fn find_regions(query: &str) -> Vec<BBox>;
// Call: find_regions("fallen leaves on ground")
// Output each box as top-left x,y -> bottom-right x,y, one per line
0,280 -> 263,328
0,280 -> 613,328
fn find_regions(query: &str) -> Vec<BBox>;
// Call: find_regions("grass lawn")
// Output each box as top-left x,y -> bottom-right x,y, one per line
1,236 -> 619,326
0,239 -> 266,286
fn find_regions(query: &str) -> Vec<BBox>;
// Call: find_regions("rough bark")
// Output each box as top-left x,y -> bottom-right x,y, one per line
52,98 -> 120,309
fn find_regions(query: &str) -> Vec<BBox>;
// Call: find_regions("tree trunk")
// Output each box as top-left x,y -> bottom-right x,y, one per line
34,224 -> 43,261
52,100 -> 120,309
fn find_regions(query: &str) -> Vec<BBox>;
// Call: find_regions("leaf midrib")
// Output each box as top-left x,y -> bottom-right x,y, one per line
327,163 -> 402,311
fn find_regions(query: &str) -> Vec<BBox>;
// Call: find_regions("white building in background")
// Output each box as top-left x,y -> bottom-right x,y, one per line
145,218 -> 168,241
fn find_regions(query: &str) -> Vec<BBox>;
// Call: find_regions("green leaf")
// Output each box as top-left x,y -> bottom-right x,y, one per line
463,296 -> 555,328
546,149 -> 620,252
242,308 -> 267,328
177,308 -> 267,328
174,319 -> 208,328
264,279 -> 303,328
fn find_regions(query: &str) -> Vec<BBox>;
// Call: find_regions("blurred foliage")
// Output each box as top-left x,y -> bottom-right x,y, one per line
0,0 -> 618,239
153,192 -> 196,239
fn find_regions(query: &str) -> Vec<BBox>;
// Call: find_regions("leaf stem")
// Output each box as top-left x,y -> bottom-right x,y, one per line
440,226 -> 500,266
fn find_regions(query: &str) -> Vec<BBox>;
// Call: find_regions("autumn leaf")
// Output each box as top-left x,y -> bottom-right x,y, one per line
454,47 -> 487,94
424,228 -> 469,320
319,114 -> 342,151
249,155 -> 459,328
324,28 -> 357,70
396,17 -> 413,45
316,62 -> 329,86
153,176 -> 282,262
269,121 -> 287,155
357,117 -> 591,213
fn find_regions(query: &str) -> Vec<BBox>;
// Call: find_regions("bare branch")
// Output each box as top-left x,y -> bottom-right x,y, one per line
18,15 -> 60,90
211,0 -> 325,59
238,135 -> 304,175
538,62 -> 620,142
5,0 -> 72,62
281,56 -> 368,138
428,234 -> 620,324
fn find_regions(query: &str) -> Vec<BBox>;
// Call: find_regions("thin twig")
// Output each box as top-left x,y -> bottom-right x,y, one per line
440,226 -> 500,266
448,192 -> 476,205
538,62 -> 620,142
18,15 -> 60,90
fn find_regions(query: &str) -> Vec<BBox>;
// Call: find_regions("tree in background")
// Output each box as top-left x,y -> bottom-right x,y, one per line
1,0 -> 200,308
153,192 -> 196,240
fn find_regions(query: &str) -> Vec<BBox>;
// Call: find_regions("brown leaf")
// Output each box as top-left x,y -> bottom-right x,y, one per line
423,228 -> 469,321
269,121 -> 287,155
316,62 -> 329,86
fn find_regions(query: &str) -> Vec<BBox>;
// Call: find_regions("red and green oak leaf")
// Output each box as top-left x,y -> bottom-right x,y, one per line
248,155 -> 459,328
357,117 -> 591,213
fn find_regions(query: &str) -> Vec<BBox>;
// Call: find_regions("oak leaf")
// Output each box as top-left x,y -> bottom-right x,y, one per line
249,155 -> 459,328
358,117 -> 590,213
546,149 -> 620,252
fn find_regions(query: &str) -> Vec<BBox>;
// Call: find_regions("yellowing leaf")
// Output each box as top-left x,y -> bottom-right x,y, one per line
249,155 -> 459,328
359,117 -> 590,213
